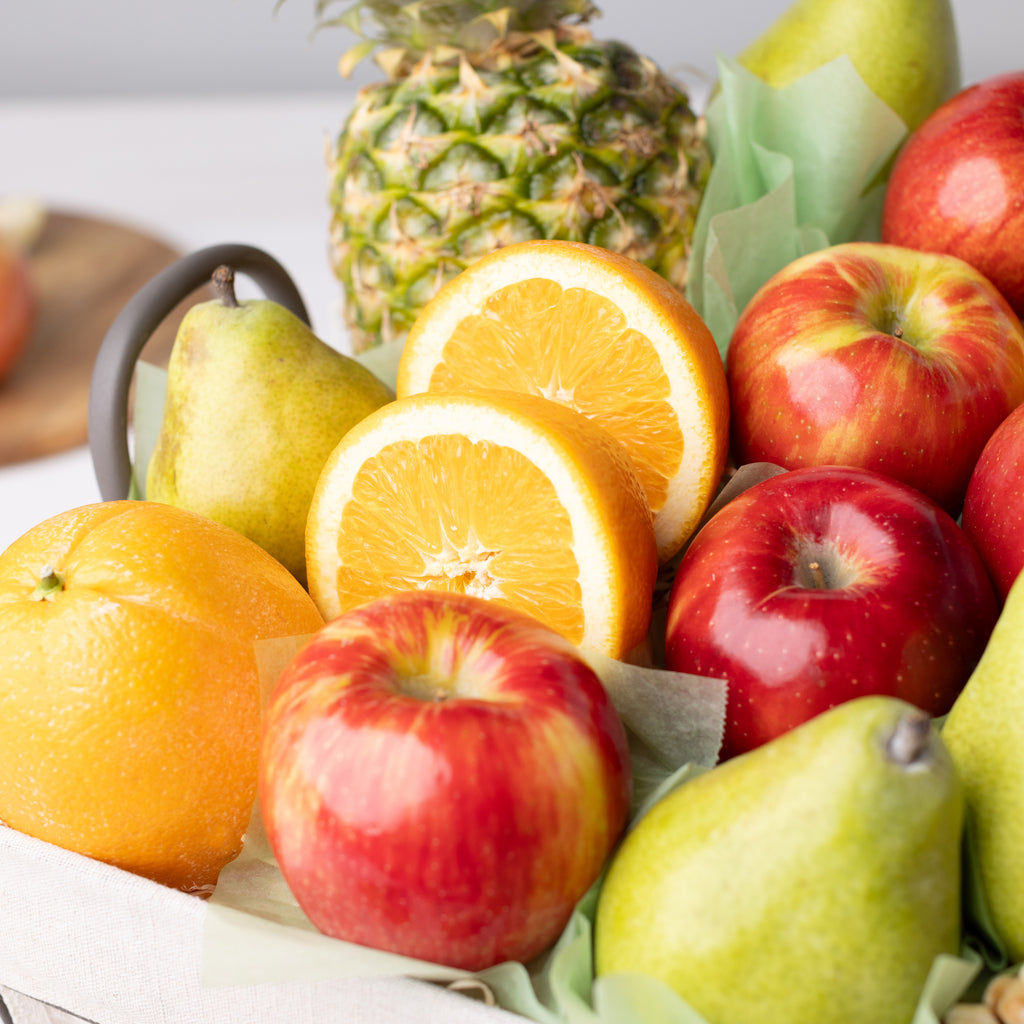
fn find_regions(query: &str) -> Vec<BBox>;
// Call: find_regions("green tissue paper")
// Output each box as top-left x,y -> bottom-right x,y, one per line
685,54 -> 907,359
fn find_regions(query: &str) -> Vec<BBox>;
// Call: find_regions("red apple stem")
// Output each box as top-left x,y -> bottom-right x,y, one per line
806,560 -> 827,589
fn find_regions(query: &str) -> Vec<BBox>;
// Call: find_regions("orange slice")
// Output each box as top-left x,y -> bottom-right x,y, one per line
305,389 -> 658,660
396,240 -> 730,562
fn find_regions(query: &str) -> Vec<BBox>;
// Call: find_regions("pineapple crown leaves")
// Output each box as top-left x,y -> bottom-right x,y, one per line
302,0 -> 601,78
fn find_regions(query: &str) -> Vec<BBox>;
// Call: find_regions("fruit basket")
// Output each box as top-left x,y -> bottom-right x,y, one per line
0,236 -> 983,1024
2,36 -> 1015,1024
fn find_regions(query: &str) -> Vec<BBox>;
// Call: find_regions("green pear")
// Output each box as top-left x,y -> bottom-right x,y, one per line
146,265 -> 393,586
737,0 -> 961,132
594,696 -> 963,1024
943,573 -> 1024,962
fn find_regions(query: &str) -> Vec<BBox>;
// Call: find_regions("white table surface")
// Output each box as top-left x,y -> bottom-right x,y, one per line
0,91 -> 357,552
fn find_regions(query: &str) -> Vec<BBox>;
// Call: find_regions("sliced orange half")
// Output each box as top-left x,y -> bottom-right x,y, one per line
305,389 -> 658,661
396,239 -> 730,562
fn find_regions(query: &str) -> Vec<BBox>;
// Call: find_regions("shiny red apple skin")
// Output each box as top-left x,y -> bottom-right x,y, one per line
664,465 -> 999,761
258,590 -> 631,972
962,402 -> 1024,600
727,241 -> 1024,516
882,71 -> 1024,317
0,240 -> 35,382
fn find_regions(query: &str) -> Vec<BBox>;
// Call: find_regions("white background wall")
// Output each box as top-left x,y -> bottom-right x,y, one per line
1,0 -> 1020,102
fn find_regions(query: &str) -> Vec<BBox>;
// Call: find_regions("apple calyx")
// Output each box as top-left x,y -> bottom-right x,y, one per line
30,564 -> 65,602
885,711 -> 933,769
212,264 -> 240,309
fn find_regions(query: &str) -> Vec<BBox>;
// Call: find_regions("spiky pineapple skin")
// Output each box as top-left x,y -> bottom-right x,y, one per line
328,34 -> 711,351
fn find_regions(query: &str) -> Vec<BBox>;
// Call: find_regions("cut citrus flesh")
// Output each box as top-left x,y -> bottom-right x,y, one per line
396,239 -> 730,562
305,389 -> 658,660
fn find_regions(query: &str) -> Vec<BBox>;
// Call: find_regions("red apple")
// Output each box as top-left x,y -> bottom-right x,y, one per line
664,465 -> 999,760
882,70 -> 1024,318
727,241 -> 1024,516
962,401 -> 1024,599
0,239 -> 35,382
258,590 -> 631,971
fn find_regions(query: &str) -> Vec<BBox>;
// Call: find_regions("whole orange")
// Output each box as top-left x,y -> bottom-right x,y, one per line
0,500 -> 324,892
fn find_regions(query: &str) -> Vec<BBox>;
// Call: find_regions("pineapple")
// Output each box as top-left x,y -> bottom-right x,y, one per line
315,0 -> 711,351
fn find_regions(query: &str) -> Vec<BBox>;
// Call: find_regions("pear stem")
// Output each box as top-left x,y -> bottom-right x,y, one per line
886,711 -> 932,768
212,264 -> 239,308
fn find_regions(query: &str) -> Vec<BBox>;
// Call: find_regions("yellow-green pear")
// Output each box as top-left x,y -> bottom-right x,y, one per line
146,266 -> 393,586
594,696 -> 963,1024
943,572 -> 1024,962
737,0 -> 961,132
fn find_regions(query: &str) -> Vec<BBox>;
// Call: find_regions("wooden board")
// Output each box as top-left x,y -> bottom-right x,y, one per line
0,210 -> 190,466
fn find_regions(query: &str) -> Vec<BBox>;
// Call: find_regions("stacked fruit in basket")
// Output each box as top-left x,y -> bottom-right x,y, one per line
5,0 -> 1024,1021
